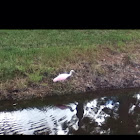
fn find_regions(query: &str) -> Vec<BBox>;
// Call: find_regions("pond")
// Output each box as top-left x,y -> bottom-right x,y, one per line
0,88 -> 140,135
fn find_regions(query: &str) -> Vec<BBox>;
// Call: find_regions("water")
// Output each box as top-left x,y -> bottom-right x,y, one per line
1,88 -> 140,135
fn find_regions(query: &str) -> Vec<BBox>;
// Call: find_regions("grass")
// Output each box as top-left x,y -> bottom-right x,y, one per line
0,29 -> 140,88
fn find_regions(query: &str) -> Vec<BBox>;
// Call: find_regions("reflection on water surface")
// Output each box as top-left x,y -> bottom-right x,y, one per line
0,88 -> 140,135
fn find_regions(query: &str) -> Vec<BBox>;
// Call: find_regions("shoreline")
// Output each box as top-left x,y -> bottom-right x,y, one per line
1,48 -> 140,101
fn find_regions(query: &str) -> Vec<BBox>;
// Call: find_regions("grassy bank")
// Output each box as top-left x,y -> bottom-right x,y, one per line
0,29 -> 140,100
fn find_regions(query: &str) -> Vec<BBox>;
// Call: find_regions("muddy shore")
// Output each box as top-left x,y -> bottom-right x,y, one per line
1,48 -> 140,101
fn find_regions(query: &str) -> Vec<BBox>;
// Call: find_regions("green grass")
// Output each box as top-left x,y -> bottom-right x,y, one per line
0,29 -> 140,84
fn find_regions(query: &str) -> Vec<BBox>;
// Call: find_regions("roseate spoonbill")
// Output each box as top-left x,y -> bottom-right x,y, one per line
53,70 -> 75,82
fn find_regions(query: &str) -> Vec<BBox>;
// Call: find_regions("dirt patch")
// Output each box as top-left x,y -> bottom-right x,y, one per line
65,48 -> 140,93
0,47 -> 140,101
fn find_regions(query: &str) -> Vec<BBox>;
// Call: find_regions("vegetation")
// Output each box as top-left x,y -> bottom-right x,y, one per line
0,29 -> 140,93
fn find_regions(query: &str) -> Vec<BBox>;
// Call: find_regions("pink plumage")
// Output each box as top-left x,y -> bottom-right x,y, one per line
53,74 -> 69,82
53,70 -> 75,82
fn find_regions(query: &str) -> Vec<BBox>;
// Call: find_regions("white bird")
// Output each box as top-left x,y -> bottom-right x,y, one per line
53,70 -> 75,82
